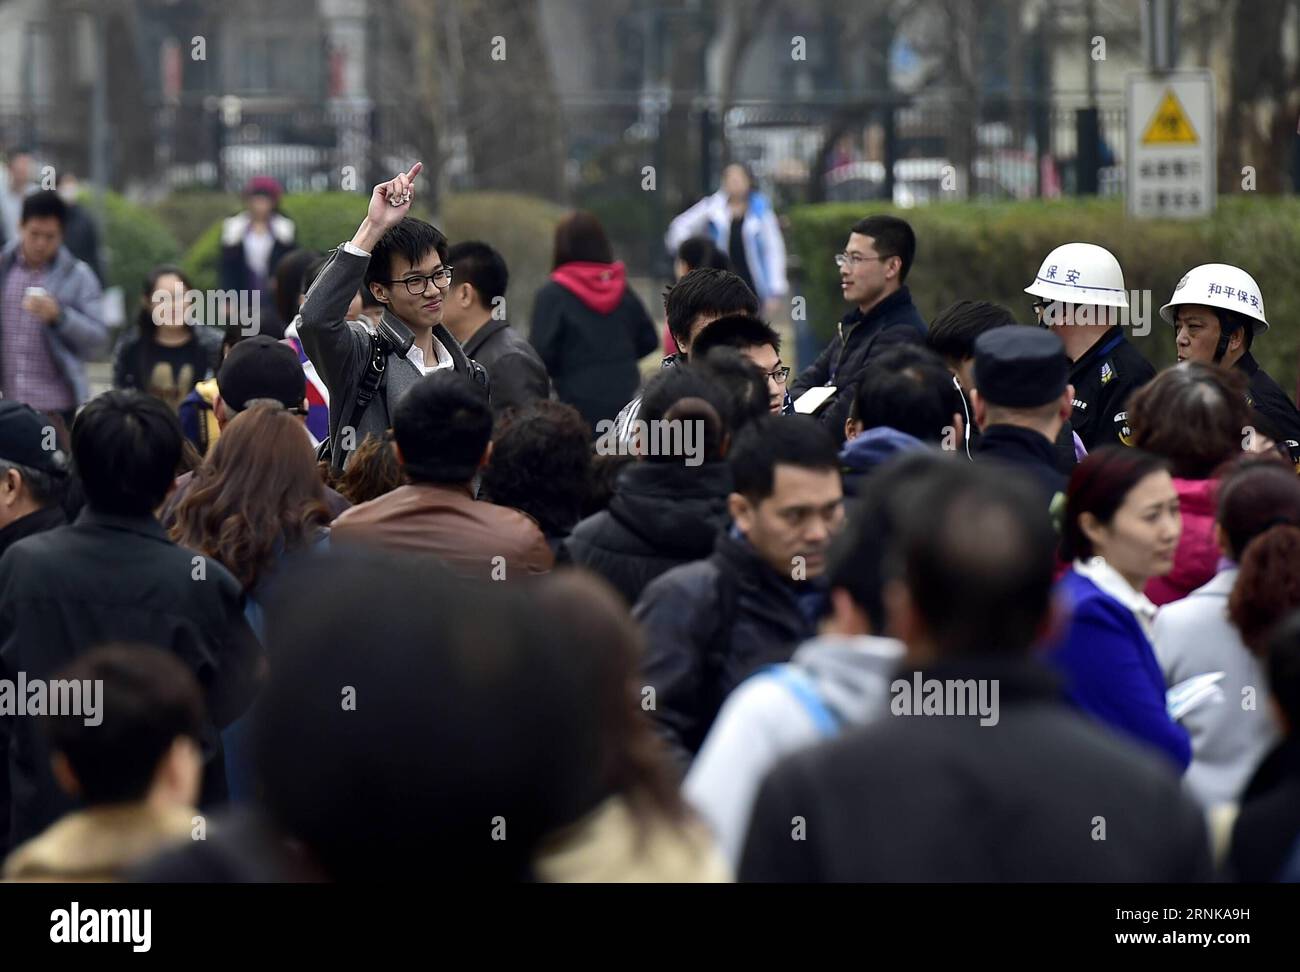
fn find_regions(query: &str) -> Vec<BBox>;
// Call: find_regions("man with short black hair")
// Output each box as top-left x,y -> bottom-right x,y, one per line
613,268 -> 758,444
2,646 -> 205,881
331,369 -> 553,579
790,214 -> 926,444
0,390 -> 263,852
740,462 -> 1211,882
839,345 -> 959,495
690,313 -> 792,415
0,399 -> 68,559
0,190 -> 107,428
443,240 -> 550,415
299,163 -> 486,470
635,415 -> 845,768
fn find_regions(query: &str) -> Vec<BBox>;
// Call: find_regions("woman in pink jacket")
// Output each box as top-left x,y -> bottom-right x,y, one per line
1128,363 -> 1255,605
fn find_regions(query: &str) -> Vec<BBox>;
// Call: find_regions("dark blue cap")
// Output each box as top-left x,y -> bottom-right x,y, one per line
0,400 -> 69,475
973,325 -> 1069,408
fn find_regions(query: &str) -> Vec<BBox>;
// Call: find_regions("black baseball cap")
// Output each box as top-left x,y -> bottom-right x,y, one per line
0,400 -> 69,475
973,325 -> 1070,409
217,336 -> 306,413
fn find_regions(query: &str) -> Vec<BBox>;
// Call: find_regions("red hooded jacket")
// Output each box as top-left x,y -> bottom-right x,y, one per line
550,261 -> 627,315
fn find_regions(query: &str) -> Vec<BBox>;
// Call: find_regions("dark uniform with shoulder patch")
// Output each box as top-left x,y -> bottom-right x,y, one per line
1066,327 -> 1155,451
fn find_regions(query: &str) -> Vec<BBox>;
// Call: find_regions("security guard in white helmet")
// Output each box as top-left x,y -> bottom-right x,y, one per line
1024,242 -> 1155,450
1162,263 -> 1300,466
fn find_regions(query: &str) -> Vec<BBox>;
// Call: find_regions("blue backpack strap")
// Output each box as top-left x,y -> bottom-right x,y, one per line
760,664 -> 841,738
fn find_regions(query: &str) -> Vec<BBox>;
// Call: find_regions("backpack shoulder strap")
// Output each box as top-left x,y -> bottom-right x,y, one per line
759,664 -> 841,738
330,329 -> 388,474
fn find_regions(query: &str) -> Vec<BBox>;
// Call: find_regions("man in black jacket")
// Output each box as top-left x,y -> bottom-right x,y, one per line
969,325 -> 1072,505
0,391 -> 263,852
443,240 -> 551,416
0,400 -> 68,561
790,215 -> 927,443
634,415 -> 844,769
566,364 -> 733,605
740,462 -> 1211,882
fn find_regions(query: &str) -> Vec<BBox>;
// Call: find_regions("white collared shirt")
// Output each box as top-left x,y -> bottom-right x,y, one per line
1073,555 -> 1159,641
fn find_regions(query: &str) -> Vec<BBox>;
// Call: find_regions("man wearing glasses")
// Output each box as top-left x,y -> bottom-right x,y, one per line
300,163 -> 487,470
789,215 -> 926,443
689,314 -> 793,414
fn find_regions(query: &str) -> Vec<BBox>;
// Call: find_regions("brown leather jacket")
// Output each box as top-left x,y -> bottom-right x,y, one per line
330,482 -> 553,580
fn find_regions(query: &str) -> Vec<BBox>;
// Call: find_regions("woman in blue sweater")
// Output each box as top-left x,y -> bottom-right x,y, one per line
1050,446 -> 1192,771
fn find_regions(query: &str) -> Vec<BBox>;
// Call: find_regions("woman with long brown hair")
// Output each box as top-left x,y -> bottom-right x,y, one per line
171,401 -> 331,801
171,401 -> 331,598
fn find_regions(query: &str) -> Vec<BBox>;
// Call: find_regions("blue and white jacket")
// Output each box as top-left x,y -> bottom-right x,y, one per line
665,190 -> 788,302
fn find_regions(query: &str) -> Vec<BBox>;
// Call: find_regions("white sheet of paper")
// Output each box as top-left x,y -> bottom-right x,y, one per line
794,385 -> 838,415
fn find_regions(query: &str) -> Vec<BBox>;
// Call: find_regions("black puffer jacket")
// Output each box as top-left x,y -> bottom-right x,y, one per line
563,460 -> 732,606
633,529 -> 824,770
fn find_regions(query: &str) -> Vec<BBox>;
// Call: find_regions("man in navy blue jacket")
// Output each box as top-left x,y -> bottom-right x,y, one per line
790,215 -> 926,444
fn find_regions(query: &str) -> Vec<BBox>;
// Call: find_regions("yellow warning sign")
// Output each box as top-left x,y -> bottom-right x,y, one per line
1141,89 -> 1199,145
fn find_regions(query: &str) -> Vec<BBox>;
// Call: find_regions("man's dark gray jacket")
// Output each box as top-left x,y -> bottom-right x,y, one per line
299,247 -> 485,465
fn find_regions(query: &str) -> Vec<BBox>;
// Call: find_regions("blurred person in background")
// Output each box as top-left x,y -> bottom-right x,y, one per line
666,163 -> 788,325
1050,446 -> 1191,772
3,646 -> 204,882
54,173 -> 103,284
0,190 -> 107,433
1127,363 -> 1253,606
480,400 -> 591,556
0,147 -> 34,242
219,176 -> 295,338
113,265 -> 221,411
530,211 -> 657,432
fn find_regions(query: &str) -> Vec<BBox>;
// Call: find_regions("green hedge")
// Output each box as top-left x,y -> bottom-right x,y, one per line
149,191 -> 241,250
97,191 -> 183,298
181,190 -> 564,333
785,196 -> 1300,395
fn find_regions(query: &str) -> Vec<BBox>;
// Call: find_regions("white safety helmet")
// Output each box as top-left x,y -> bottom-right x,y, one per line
1159,263 -> 1268,334
1024,242 -> 1129,309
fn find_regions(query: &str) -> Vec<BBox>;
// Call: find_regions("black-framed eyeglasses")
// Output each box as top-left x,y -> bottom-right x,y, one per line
834,252 -> 890,270
766,365 -> 792,384
382,266 -> 454,295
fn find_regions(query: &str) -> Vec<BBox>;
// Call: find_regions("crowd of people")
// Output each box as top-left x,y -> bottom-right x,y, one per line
0,158 -> 1299,882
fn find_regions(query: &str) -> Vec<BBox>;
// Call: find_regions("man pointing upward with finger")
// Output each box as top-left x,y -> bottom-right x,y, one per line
300,163 -> 489,471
